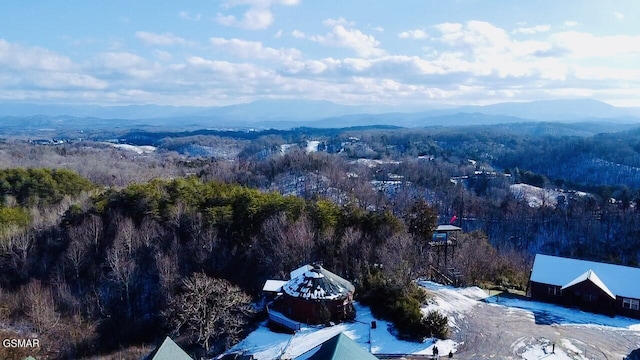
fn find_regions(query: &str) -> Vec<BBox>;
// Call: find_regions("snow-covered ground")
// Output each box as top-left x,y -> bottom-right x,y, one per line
419,281 -> 485,331
226,282 -> 640,360
350,158 -> 401,168
513,337 -> 589,360
305,140 -> 320,153
107,143 -> 156,154
224,303 -> 456,360
280,144 -> 295,155
419,281 -> 640,359
510,183 -> 562,208
484,293 -> 640,330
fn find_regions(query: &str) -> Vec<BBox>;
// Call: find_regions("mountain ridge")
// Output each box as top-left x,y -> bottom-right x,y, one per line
1,99 -> 640,131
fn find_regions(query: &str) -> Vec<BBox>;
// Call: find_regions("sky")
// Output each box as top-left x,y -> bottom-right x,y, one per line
1,0 -> 640,108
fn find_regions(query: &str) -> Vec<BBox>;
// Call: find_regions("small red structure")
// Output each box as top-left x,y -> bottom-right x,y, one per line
270,264 -> 356,325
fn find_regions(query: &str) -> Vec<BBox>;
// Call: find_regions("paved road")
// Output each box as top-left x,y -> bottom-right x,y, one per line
449,295 -> 640,359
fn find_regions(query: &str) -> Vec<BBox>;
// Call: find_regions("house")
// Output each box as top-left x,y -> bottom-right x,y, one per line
529,254 -> 640,318
294,333 -> 377,360
264,264 -> 356,326
144,336 -> 192,360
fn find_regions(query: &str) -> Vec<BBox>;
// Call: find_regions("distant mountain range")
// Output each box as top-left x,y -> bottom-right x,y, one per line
1,99 -> 640,132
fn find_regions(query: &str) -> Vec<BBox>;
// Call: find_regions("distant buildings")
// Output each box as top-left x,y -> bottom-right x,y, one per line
528,254 -> 640,318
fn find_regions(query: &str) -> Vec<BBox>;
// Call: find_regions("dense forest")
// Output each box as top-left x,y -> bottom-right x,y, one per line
2,121 -> 640,358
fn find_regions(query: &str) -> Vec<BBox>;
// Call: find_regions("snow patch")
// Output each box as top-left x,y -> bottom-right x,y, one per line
419,281 -> 485,331
510,183 -> 561,208
513,337 -> 588,360
350,158 -> 401,168
108,143 -> 156,154
280,144 -> 295,155
226,302 -> 457,360
305,140 -> 320,153
484,294 -> 640,329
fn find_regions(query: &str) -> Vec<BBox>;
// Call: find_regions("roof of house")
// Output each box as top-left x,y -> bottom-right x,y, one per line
530,254 -> 640,299
561,269 -> 615,299
146,337 -> 192,360
435,225 -> 462,232
298,333 -> 378,360
262,279 -> 288,292
283,264 -> 355,301
290,264 -> 312,279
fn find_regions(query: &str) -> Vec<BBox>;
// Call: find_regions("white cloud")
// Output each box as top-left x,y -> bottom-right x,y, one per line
0,39 -> 107,90
210,37 -> 302,62
551,31 -> 640,57
135,31 -> 186,46
322,18 -> 355,27
216,0 -> 301,30
398,29 -> 429,39
291,30 -> 306,39
563,20 -> 578,27
0,39 -> 74,72
513,24 -> 551,34
179,11 -> 201,21
96,51 -> 158,79
310,20 -> 386,58
613,11 -> 625,20
216,13 -> 237,27
153,50 -> 173,62
28,72 -> 108,90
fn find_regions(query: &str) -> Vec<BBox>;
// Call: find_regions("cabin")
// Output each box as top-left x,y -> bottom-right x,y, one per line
264,264 -> 355,327
529,254 -> 640,318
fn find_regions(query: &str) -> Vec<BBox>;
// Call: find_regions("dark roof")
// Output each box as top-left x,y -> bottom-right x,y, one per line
530,254 -> 640,299
300,333 -> 377,360
146,337 -> 192,360
283,264 -> 355,301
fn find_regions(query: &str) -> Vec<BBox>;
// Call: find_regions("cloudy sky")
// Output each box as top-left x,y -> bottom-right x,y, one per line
1,0 -> 639,107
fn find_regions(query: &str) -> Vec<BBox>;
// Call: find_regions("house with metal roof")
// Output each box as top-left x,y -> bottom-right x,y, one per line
295,333 -> 377,360
528,254 -> 640,318
144,336 -> 192,360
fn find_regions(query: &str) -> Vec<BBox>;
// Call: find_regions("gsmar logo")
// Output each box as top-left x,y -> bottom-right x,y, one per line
2,338 -> 40,348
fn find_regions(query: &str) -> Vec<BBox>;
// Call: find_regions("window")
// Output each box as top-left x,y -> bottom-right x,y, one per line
548,285 -> 561,296
623,298 -> 640,311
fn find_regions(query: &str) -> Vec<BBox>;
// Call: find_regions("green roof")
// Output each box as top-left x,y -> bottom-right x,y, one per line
147,337 -> 192,360
302,333 -> 377,360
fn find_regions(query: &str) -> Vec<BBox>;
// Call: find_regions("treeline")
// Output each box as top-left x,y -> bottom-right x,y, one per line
0,168 -> 94,236
0,168 -> 93,207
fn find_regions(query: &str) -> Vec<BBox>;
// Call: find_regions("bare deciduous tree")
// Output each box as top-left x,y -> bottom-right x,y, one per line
106,233 -> 136,313
23,280 -> 60,334
253,213 -> 314,277
167,273 -> 254,353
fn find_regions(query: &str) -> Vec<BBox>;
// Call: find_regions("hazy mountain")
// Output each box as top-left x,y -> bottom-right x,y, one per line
0,100 -> 394,121
1,99 -> 640,132
453,99 -> 640,121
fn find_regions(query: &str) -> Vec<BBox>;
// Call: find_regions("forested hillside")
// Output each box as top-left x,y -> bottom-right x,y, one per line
2,122 -> 640,358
